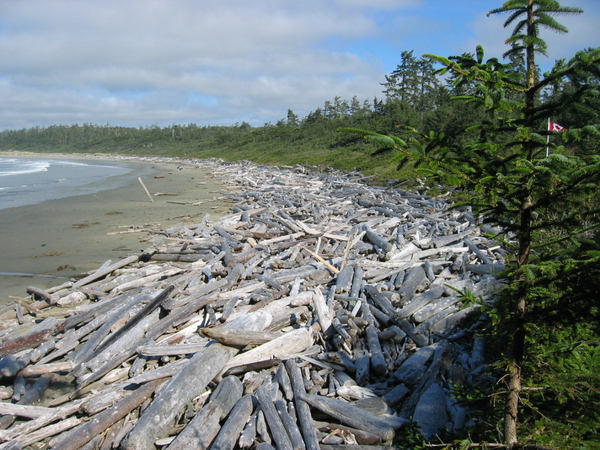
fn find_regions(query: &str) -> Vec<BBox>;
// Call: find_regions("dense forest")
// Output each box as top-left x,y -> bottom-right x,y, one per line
0,51 -> 450,183
1,1 -> 600,448
5,49 -> 591,184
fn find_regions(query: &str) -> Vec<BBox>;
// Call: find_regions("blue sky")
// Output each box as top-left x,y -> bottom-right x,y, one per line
0,0 -> 598,131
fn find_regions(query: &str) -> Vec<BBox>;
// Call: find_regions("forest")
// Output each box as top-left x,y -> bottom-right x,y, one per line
0,48 -> 579,184
1,48 -> 597,184
1,1 -> 600,449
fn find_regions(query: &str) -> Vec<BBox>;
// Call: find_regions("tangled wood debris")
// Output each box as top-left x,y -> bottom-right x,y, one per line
0,158 -> 504,449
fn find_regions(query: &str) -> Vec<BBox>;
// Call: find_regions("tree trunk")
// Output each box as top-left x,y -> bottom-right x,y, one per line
503,1 -> 537,445
503,205 -> 531,447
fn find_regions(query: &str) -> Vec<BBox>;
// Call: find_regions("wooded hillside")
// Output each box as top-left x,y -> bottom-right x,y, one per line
5,49 -> 594,184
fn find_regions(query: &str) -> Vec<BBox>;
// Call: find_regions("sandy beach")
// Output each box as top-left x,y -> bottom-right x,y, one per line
0,157 -> 504,448
0,154 -> 234,304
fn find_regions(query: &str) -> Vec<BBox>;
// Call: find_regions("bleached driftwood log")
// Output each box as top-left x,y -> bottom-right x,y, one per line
0,158 -> 504,448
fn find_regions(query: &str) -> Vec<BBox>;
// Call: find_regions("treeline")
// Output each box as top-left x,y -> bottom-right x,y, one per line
0,51 -> 512,180
2,49 -> 596,183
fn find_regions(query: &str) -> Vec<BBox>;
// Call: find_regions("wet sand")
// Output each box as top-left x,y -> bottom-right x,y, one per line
0,156 -> 234,304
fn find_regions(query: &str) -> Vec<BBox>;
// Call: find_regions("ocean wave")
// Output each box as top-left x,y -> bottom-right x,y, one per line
57,160 -> 127,172
0,158 -> 50,177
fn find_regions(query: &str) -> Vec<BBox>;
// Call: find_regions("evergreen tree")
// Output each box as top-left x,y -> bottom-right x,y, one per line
286,109 -> 300,128
342,1 -> 600,446
382,50 -> 441,117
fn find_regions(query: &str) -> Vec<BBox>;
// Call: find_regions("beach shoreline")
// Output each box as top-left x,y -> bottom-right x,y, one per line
0,157 -> 498,448
0,152 -> 235,304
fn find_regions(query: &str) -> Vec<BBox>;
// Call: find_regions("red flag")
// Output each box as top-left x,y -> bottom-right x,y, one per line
549,121 -> 566,132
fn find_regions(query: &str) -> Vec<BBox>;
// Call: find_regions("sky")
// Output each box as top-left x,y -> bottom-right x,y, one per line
1,0 -> 598,131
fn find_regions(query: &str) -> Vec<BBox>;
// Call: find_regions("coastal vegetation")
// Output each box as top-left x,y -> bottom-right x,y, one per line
0,1 -> 599,448
0,51 -> 494,184
342,1 -> 600,448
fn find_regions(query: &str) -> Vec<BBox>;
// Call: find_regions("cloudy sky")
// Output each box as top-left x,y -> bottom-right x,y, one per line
1,0 -> 598,131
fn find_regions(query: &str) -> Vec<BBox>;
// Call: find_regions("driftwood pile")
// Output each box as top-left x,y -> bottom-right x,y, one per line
0,159 -> 503,449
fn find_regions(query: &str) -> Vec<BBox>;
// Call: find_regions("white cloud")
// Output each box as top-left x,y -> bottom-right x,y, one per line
0,0 -> 390,128
0,0 -> 597,130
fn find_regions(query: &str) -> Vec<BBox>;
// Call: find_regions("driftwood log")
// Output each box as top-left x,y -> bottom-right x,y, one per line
0,157 -> 504,449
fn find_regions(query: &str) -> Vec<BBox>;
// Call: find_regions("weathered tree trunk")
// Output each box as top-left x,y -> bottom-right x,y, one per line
256,384 -> 294,450
298,393 -> 399,442
284,360 -> 320,450
208,394 -> 254,450
0,318 -> 58,357
166,375 -> 243,450
51,378 -> 164,450
121,311 -> 271,450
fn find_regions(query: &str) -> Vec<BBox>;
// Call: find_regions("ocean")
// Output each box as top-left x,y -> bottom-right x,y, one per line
0,157 -> 230,305
0,156 -> 156,211
0,155 -> 162,302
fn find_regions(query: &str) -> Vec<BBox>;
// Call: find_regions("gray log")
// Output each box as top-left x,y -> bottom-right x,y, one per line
354,349 -> 370,386
413,306 -> 459,336
397,266 -> 427,301
274,399 -> 306,450
1,353 -> 31,378
277,363 -> 294,401
69,293 -> 153,366
395,285 -> 445,320
382,384 -> 410,408
63,289 -> 142,331
257,443 -> 276,450
256,409 -> 271,445
365,325 -> 387,376
51,378 -> 163,450
392,345 -> 435,385
412,295 -> 461,323
0,403 -> 53,420
17,361 -> 74,378
284,360 -> 320,450
350,265 -> 364,299
89,287 -> 171,359
363,226 -> 392,252
121,311 -> 270,450
166,402 -> 222,450
298,393 -> 399,441
26,286 -> 53,302
28,337 -> 55,364
83,310 -> 161,376
200,328 -> 282,347
464,238 -> 492,264
11,376 -> 25,402
431,228 -> 474,248
465,263 -> 505,275
335,266 -> 354,293
72,254 -> 139,289
211,375 -> 245,419
413,383 -> 449,440
256,384 -> 294,450
363,286 -> 396,317
209,395 -> 254,450
238,411 -> 258,448
393,318 -> 429,348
